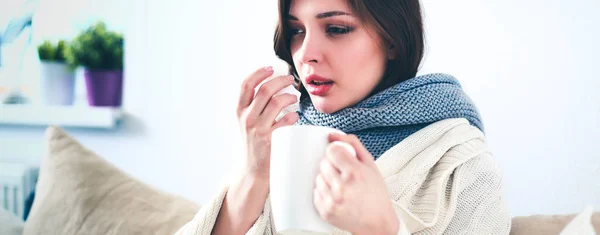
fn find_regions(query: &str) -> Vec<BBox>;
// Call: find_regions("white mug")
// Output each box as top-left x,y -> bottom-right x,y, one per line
270,125 -> 355,235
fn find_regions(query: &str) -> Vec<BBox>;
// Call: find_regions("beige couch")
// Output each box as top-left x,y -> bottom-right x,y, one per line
19,126 -> 599,234
512,213 -> 599,235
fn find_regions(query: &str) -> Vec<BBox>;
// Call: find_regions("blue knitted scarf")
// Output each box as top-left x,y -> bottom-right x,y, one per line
295,73 -> 483,159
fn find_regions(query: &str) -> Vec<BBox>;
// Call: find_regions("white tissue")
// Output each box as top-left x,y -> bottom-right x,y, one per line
254,59 -> 301,122
274,84 -> 301,122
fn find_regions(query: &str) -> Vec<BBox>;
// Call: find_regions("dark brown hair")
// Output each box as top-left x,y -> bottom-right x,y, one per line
273,0 -> 425,100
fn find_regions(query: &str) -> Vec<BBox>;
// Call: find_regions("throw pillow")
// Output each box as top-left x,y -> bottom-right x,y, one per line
23,126 -> 200,235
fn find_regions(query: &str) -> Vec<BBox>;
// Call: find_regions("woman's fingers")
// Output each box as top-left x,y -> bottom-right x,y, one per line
315,173 -> 331,196
271,111 -> 300,130
320,158 -> 347,203
247,75 -> 295,119
328,133 -> 375,166
326,141 -> 358,175
314,173 -> 337,220
237,66 -> 274,117
258,93 -> 298,128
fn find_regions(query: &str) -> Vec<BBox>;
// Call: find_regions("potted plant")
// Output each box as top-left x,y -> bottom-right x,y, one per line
37,39 -> 76,105
65,21 -> 124,107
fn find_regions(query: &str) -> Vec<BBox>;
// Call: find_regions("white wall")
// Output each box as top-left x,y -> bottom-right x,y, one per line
418,0 -> 600,216
1,0 -> 599,217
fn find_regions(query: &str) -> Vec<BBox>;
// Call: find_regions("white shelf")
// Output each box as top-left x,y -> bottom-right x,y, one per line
0,105 -> 122,129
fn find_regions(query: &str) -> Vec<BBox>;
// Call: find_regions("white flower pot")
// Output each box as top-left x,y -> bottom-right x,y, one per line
40,61 -> 75,105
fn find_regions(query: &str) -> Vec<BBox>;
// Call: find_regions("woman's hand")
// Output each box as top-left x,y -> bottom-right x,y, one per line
313,133 -> 400,235
214,67 -> 299,235
237,66 -> 299,180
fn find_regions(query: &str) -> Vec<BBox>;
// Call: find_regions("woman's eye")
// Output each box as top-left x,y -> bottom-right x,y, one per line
327,26 -> 353,35
290,28 -> 305,35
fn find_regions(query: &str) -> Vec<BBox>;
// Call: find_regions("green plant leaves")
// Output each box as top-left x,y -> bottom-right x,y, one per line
37,21 -> 123,71
37,40 -> 68,62
63,21 -> 124,71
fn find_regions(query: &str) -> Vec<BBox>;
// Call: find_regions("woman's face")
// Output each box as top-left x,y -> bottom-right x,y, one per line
288,0 -> 390,114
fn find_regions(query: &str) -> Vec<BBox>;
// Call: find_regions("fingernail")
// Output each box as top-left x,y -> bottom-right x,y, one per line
333,141 -> 357,158
288,75 -> 295,81
264,66 -> 273,72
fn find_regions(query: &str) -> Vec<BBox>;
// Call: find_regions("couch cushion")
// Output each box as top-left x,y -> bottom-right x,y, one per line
23,126 -> 200,235
511,212 -> 600,235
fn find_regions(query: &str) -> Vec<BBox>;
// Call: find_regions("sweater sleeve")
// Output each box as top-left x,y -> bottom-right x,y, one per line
174,186 -> 274,235
440,153 -> 512,235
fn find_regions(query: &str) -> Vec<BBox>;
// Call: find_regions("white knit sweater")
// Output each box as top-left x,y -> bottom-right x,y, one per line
175,118 -> 512,235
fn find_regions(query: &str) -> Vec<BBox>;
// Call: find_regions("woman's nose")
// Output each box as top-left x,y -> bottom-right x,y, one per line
296,32 -> 324,64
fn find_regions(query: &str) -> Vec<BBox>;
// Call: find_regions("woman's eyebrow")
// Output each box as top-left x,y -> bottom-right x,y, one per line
287,11 -> 352,20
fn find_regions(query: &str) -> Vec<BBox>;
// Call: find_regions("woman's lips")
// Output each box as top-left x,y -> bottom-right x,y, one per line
306,82 -> 333,96
306,74 -> 334,96
305,74 -> 334,96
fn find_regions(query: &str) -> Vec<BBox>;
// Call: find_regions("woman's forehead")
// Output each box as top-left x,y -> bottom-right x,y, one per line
288,0 -> 353,18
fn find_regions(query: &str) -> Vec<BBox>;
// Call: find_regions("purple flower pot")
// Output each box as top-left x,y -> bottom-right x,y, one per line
84,69 -> 123,107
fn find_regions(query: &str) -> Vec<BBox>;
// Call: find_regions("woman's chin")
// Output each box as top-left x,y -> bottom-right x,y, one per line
311,96 -> 343,114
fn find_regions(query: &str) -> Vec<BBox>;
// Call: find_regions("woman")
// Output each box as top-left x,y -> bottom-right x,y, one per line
177,0 -> 511,234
